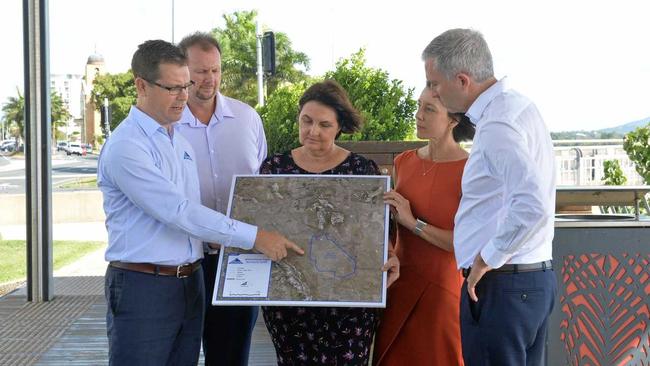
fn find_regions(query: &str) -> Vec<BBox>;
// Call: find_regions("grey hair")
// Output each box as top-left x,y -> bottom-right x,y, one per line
421,28 -> 494,82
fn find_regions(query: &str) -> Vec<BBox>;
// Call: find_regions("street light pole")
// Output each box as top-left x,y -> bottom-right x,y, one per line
171,0 -> 175,43
256,20 -> 264,107
103,97 -> 111,138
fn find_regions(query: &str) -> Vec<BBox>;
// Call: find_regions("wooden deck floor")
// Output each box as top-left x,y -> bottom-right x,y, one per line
0,276 -> 277,366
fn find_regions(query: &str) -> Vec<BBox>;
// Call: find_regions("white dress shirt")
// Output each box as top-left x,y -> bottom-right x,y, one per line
175,92 -> 267,214
454,78 -> 556,269
98,106 -> 257,266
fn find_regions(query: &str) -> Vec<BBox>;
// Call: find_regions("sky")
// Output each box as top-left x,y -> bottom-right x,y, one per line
2,0 -> 649,132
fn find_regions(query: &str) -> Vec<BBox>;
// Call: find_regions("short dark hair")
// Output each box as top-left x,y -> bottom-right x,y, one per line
131,40 -> 186,82
299,80 -> 362,137
450,113 -> 475,142
178,32 -> 222,55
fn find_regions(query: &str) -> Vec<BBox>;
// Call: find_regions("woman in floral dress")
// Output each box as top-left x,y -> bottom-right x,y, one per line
260,80 -> 399,366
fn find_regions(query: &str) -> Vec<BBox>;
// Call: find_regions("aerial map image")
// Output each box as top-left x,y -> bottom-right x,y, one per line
213,175 -> 390,307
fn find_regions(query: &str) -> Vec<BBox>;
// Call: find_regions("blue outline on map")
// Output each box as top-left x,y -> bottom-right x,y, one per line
308,233 -> 357,279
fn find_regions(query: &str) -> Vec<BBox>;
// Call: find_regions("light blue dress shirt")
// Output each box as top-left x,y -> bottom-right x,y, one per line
175,92 -> 267,214
98,106 -> 257,266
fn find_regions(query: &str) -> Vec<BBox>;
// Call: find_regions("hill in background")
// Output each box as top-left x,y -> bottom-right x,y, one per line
551,116 -> 650,140
600,116 -> 650,134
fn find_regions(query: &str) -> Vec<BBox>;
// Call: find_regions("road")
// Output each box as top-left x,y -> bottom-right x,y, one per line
0,152 -> 97,194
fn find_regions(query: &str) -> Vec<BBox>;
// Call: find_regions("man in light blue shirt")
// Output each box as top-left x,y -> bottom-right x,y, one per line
98,39 -> 303,366
175,32 -> 267,366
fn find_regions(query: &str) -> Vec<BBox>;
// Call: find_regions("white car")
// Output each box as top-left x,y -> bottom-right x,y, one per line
0,140 -> 17,152
66,143 -> 84,156
56,141 -> 69,152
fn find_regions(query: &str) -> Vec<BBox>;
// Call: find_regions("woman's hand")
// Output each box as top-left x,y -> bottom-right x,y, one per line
382,254 -> 400,288
384,190 -> 416,230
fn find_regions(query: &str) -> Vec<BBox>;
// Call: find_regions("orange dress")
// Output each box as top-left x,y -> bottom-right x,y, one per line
373,149 -> 465,366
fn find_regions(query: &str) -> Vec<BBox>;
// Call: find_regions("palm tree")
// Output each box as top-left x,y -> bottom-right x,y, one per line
213,10 -> 310,106
50,91 -> 71,143
1,89 -> 24,144
1,89 -> 71,146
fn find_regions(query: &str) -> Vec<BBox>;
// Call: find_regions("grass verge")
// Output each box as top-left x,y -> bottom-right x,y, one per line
0,240 -> 105,283
57,177 -> 97,189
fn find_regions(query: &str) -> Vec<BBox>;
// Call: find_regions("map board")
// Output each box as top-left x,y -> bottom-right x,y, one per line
212,175 -> 390,307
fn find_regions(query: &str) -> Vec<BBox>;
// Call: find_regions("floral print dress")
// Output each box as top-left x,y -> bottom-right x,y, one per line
260,151 -> 381,366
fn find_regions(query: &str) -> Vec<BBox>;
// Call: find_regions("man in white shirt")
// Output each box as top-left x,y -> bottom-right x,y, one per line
422,29 -> 557,365
175,32 -> 266,366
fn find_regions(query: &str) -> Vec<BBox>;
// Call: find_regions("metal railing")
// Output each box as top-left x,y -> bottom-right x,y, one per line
554,145 -> 644,186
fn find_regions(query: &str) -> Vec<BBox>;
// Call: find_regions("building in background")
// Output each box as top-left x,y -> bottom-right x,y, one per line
82,53 -> 105,146
50,73 -> 83,139
554,140 -> 643,186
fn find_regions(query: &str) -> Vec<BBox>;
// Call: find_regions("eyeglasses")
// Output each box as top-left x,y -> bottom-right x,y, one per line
144,79 -> 195,95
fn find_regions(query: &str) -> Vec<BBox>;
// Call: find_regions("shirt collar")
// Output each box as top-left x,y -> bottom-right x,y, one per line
466,77 -> 508,125
178,105 -> 197,126
214,92 -> 234,120
130,106 -> 166,137
178,92 -> 234,127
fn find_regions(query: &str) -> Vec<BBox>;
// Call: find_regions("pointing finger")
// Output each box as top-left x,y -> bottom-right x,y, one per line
287,241 -> 305,255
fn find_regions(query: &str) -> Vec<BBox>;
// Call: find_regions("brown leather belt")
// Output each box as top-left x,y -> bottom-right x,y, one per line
462,260 -> 552,278
110,259 -> 202,278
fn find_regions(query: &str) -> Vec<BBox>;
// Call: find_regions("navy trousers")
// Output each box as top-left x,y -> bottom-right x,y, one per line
105,265 -> 205,366
460,269 -> 557,366
202,253 -> 258,366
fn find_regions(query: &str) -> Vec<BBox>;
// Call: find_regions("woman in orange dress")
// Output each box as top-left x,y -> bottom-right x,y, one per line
373,87 -> 475,365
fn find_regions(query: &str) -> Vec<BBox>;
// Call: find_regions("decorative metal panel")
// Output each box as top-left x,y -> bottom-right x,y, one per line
550,227 -> 650,366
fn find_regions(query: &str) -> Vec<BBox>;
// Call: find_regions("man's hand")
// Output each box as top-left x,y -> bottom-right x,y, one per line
467,254 -> 491,302
382,254 -> 400,288
254,229 -> 304,261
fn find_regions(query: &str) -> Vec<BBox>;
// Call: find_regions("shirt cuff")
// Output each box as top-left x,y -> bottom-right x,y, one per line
229,221 -> 258,250
480,241 -> 511,269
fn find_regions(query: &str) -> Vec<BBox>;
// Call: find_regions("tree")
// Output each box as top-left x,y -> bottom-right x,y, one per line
1,90 -> 24,142
260,50 -> 417,155
259,82 -> 308,155
50,91 -> 71,142
623,125 -> 650,184
602,159 -> 627,186
325,49 -> 416,142
601,159 -> 631,214
89,10 -> 310,130
212,10 -> 310,106
1,89 -> 70,144
91,71 -> 136,130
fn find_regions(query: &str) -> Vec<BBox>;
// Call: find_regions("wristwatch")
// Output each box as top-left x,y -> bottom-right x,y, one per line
412,218 -> 428,236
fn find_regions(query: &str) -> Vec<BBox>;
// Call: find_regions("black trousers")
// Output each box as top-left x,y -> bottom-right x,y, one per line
202,252 -> 259,366
460,269 -> 557,366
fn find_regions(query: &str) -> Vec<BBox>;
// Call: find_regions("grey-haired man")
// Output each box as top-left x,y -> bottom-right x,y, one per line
422,29 -> 557,365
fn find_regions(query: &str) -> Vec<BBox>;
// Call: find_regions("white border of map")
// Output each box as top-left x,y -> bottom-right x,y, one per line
212,174 -> 390,308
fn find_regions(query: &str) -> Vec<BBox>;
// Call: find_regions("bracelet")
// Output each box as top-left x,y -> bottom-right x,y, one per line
412,218 -> 428,236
